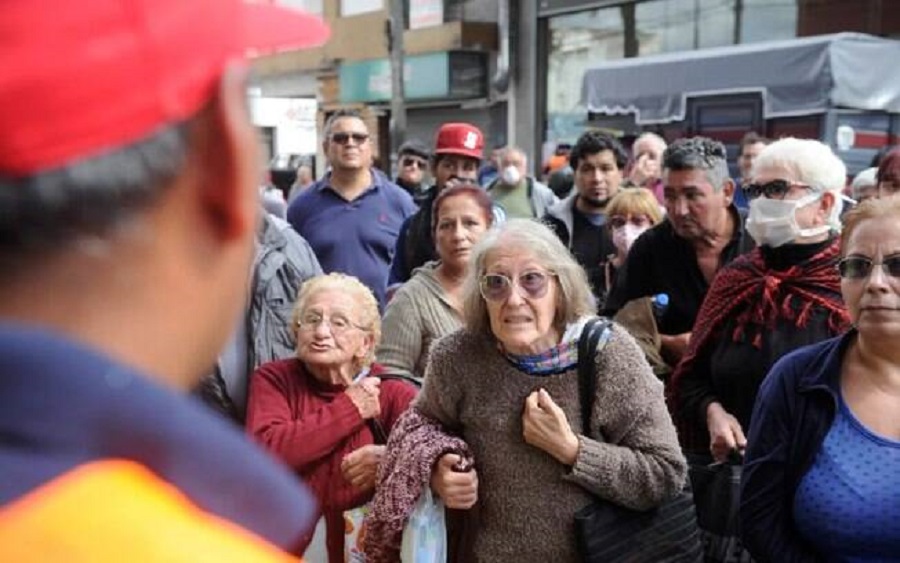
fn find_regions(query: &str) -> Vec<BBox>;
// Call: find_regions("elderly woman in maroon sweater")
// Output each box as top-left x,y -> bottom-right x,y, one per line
246,273 -> 417,562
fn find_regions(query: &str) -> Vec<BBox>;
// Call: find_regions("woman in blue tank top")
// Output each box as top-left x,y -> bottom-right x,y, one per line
741,197 -> 900,562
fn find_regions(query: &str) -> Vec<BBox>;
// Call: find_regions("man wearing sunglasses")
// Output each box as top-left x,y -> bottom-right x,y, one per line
604,137 -> 755,365
394,139 -> 431,206
288,109 -> 417,311
388,122 -> 487,287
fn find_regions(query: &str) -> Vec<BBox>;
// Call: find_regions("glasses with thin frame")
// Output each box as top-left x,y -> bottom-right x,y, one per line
479,270 -> 557,302
837,256 -> 900,280
297,312 -> 366,335
743,179 -> 813,200
330,132 -> 370,146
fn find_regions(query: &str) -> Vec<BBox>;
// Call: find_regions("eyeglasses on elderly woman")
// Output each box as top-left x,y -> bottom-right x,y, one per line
479,270 -> 557,302
743,179 -> 814,200
297,312 -> 366,334
837,255 -> 900,280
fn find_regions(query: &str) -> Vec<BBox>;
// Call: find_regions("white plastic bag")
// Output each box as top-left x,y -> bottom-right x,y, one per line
400,489 -> 447,563
344,505 -> 370,563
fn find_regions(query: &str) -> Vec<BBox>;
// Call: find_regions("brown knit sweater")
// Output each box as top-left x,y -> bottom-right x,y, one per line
415,324 -> 686,562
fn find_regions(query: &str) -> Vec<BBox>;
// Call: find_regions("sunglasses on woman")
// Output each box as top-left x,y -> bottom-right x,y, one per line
743,179 -> 812,200
837,256 -> 900,280
479,270 -> 556,302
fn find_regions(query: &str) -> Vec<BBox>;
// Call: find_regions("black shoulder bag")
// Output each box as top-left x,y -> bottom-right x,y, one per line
574,318 -> 703,563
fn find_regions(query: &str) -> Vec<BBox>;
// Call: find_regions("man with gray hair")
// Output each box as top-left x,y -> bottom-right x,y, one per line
486,146 -> 558,219
605,137 -> 754,365
626,132 -> 667,202
0,0 -> 327,557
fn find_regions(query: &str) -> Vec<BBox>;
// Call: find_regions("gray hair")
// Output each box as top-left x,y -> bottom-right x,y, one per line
662,137 -> 730,192
633,132 -> 667,155
291,272 -> 381,369
501,146 -> 527,166
323,108 -> 365,140
462,219 -> 595,337
752,137 -> 846,226
0,120 -> 191,273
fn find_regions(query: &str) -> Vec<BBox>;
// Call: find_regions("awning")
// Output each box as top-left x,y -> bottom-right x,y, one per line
581,33 -> 900,125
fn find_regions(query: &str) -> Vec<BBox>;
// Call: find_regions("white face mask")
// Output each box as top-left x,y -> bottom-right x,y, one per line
612,224 -> 647,255
501,165 -> 521,186
746,192 -> 829,248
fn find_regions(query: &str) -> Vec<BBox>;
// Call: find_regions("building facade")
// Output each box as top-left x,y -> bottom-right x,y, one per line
254,0 -> 509,177
254,0 -> 900,178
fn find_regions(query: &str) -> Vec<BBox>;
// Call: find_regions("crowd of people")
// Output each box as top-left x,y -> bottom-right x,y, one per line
4,1 -> 900,562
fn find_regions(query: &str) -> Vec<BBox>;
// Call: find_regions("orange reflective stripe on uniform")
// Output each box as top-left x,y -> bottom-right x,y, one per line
0,460 -> 303,563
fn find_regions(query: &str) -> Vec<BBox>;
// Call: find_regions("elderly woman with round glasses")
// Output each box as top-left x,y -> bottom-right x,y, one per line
246,273 -> 417,562
416,218 -> 685,562
741,197 -> 900,561
670,137 -> 851,463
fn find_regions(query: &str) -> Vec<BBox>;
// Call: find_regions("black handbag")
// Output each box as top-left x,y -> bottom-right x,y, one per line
574,318 -> 703,563
689,453 -> 754,563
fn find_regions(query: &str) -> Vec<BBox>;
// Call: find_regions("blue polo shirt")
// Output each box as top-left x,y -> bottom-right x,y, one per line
287,169 -> 416,309
0,323 -> 316,552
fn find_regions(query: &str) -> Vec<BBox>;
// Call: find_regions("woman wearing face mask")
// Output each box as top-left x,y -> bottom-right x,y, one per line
376,183 -> 494,381
669,138 -> 851,466
602,188 -> 664,295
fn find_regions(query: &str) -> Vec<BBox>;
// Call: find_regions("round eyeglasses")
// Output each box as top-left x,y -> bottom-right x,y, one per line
297,312 -> 366,335
479,270 -> 556,302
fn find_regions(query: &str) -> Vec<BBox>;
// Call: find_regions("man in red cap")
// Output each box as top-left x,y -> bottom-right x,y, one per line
0,0 -> 328,560
388,122 -> 486,286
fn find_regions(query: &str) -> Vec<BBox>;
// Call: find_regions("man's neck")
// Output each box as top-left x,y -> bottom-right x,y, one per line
574,195 -> 606,217
692,207 -> 735,252
330,167 -> 372,201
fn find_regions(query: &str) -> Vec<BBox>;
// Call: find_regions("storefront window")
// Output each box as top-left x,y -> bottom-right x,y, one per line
546,7 -> 624,142
544,0 -> 797,142
740,0 -> 798,43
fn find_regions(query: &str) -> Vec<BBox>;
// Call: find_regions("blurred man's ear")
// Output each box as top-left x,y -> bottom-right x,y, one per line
721,178 -> 736,205
194,63 -> 259,242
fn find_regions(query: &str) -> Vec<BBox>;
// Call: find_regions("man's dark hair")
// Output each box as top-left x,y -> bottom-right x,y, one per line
569,131 -> 628,172
663,136 -> 730,191
739,131 -> 770,152
0,120 -> 191,272
871,144 -> 898,168
323,108 -> 365,139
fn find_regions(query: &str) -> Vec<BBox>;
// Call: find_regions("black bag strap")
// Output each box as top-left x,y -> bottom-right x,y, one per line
367,418 -> 388,445
577,317 -> 613,436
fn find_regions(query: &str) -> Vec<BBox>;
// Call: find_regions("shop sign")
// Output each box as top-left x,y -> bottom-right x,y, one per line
339,52 -> 486,103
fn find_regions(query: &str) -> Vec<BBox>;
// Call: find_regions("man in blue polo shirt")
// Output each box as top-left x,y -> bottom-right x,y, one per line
288,109 -> 416,309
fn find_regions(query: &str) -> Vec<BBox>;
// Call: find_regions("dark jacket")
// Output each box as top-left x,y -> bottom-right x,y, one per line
740,331 -> 852,563
391,188 -> 439,286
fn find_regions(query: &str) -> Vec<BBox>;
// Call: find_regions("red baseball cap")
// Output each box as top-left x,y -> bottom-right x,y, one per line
434,123 -> 484,160
0,0 -> 330,176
